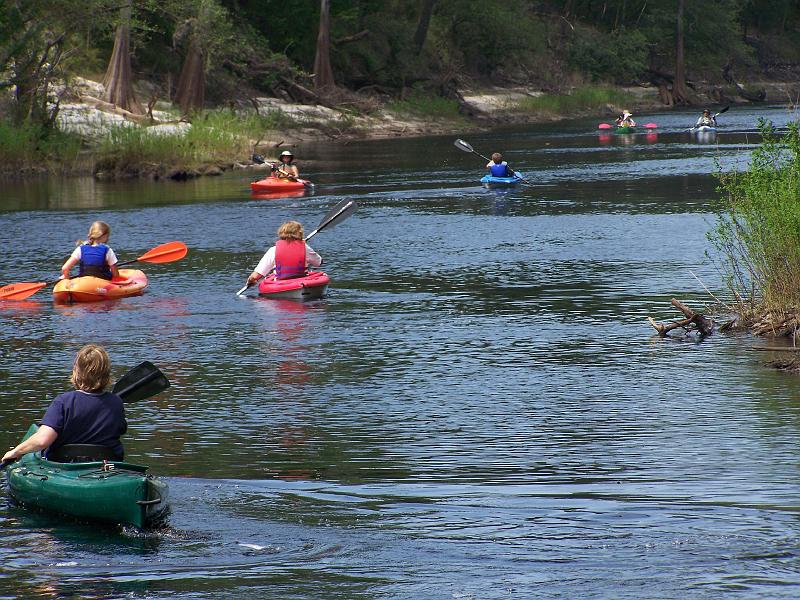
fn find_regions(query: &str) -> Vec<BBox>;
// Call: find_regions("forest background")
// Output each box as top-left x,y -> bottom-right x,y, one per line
1,0 -> 799,177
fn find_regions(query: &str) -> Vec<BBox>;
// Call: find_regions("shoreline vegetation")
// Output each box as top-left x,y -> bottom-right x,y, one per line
2,1 -> 799,181
2,78 -> 798,181
650,116 -> 800,361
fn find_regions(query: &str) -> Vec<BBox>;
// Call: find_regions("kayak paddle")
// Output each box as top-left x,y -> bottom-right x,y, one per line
0,241 -> 188,302
453,139 -> 533,185
599,122 -> 658,129
113,360 -> 170,403
236,198 -> 358,296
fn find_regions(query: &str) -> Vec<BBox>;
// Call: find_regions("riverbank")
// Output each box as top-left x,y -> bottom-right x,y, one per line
2,76 -> 799,181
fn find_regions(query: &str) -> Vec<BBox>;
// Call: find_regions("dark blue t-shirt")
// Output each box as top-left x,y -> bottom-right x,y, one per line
40,390 -> 127,459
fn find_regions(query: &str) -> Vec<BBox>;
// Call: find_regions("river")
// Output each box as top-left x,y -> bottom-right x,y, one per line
2,106 -> 800,598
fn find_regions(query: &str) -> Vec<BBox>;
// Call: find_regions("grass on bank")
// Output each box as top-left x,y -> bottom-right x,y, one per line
708,118 -> 800,322
515,86 -> 633,115
387,93 -> 465,121
0,122 -> 82,172
94,109 -> 295,175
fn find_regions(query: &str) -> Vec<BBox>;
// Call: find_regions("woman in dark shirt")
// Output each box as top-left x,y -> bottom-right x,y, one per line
2,345 -> 127,463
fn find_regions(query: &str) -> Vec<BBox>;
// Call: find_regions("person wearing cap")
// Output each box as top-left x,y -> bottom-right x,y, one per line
695,109 -> 717,128
272,150 -> 300,179
615,110 -> 636,127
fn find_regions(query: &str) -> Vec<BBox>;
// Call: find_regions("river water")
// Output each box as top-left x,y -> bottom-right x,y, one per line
2,106 -> 800,598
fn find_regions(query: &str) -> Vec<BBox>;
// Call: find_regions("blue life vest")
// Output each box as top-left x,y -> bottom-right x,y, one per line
274,240 -> 307,280
78,244 -> 113,279
489,162 -> 510,177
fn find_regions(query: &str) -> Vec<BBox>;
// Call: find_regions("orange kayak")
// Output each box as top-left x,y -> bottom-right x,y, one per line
53,269 -> 148,304
250,177 -> 311,193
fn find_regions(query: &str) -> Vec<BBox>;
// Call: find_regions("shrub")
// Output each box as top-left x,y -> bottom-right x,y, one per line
709,118 -> 800,317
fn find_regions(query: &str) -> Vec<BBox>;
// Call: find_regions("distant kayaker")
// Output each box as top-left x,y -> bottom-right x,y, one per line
615,110 -> 636,127
486,153 -> 512,178
2,344 -> 128,464
695,109 -> 717,128
60,221 -> 123,281
272,150 -> 300,180
246,220 -> 323,286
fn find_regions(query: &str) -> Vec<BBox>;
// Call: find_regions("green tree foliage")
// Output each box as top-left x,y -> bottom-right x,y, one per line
1,0 -> 798,121
0,0 -> 117,125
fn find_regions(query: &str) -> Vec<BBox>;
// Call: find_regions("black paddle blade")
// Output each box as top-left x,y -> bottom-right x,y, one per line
306,199 -> 358,241
252,154 -> 265,164
454,139 -> 474,153
113,361 -> 170,403
320,199 -> 357,228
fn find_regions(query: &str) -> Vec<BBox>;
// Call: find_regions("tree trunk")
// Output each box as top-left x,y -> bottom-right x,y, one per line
174,39 -> 206,114
413,0 -> 436,54
313,0 -> 335,92
102,3 -> 140,114
672,0 -> 690,105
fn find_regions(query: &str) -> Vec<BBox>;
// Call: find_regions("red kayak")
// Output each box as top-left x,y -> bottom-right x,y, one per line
250,177 -> 311,193
258,271 -> 329,301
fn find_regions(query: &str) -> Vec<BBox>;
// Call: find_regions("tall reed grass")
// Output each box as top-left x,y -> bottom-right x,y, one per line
95,109 -> 295,174
0,122 -> 82,172
709,118 -> 800,319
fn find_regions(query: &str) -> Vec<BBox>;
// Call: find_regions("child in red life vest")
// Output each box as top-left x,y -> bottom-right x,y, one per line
246,221 -> 323,286
60,221 -> 122,281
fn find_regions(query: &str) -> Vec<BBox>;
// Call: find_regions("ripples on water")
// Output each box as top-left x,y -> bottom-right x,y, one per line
2,106 -> 800,598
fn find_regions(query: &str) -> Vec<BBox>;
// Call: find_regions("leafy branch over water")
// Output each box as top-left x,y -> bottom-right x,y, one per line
709,118 -> 800,331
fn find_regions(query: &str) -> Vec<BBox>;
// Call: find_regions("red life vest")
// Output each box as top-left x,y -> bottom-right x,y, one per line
274,240 -> 307,280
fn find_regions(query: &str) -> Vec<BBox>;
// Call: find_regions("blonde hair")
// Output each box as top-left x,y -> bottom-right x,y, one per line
77,221 -> 111,246
277,221 -> 304,241
491,152 -> 502,162
70,344 -> 111,393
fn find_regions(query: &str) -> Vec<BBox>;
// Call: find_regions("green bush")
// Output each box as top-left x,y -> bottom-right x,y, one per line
709,118 -> 800,316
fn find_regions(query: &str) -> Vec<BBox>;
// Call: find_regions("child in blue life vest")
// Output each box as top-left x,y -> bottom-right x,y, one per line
60,221 -> 122,281
246,220 -> 323,286
486,153 -> 512,177
2,344 -> 128,463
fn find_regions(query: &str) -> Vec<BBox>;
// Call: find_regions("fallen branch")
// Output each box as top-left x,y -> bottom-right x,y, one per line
647,298 -> 714,337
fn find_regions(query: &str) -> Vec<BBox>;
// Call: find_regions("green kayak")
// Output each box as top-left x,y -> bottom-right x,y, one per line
6,424 -> 168,528
615,126 -> 636,134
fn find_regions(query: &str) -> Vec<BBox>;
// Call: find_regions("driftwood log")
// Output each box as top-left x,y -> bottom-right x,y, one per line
647,298 -> 713,337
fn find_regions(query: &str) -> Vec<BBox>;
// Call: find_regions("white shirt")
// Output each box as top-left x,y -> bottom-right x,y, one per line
70,245 -> 118,265
254,243 -> 322,276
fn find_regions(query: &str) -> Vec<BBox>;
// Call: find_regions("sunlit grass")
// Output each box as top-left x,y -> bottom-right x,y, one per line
515,86 -> 633,115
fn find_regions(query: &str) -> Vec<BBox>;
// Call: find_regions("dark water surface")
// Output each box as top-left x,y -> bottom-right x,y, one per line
3,106 -> 800,598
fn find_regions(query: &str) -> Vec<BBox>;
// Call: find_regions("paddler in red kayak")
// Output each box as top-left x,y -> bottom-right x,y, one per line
272,150 -> 300,180
2,344 -> 128,464
246,220 -> 323,286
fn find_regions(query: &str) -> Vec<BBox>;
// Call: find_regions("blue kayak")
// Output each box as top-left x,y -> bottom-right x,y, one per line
481,172 -> 524,186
